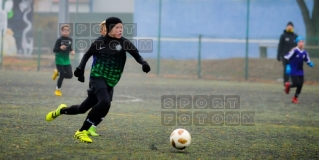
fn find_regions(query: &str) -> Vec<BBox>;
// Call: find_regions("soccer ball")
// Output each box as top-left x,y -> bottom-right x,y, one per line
170,128 -> 191,150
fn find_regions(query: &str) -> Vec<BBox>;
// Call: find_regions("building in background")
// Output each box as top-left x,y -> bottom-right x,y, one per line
34,0 -> 134,13
32,0 -> 134,57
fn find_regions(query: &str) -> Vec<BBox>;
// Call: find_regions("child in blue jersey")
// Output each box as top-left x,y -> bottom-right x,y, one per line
284,36 -> 314,103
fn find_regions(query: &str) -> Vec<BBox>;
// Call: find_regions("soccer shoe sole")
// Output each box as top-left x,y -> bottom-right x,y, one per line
74,131 -> 92,143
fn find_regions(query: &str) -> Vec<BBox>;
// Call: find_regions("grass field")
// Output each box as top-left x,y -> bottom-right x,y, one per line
1,65 -> 319,159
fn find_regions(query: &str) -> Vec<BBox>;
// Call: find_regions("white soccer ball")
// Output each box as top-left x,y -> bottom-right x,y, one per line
170,128 -> 191,150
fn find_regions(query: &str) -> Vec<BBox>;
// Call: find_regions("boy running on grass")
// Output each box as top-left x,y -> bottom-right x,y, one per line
52,24 -> 75,96
284,36 -> 314,103
85,20 -> 107,136
45,17 -> 151,143
73,20 -> 107,137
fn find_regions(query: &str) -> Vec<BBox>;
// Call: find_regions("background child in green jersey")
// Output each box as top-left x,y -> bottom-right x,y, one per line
52,24 -> 75,96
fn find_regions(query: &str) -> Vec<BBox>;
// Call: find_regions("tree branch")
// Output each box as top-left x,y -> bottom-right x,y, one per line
296,0 -> 312,30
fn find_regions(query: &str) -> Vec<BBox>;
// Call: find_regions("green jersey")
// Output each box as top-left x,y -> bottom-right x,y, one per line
77,35 -> 146,87
53,36 -> 73,65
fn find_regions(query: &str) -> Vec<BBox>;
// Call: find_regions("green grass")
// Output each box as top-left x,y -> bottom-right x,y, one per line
0,69 -> 319,159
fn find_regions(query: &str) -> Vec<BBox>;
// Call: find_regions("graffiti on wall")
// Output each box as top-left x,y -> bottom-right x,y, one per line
2,0 -> 33,56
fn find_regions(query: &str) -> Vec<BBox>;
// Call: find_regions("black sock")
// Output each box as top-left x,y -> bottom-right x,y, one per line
94,117 -> 104,126
60,105 -> 79,115
294,94 -> 299,98
79,118 -> 94,131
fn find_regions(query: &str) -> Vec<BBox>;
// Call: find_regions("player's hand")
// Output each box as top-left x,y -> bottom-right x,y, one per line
285,64 -> 291,75
77,75 -> 85,83
307,61 -> 314,67
60,45 -> 66,50
71,50 -> 75,55
74,67 -> 85,83
74,67 -> 84,77
142,61 -> 151,73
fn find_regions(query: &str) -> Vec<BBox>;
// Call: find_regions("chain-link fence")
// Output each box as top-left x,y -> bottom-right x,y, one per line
1,0 -> 318,83
132,0 -> 319,83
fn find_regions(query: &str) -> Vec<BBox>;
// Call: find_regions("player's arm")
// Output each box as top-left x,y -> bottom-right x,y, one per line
69,38 -> 75,55
124,39 -> 151,73
284,48 -> 295,75
53,38 -> 62,53
73,46 -> 94,83
78,37 -> 104,69
69,38 -> 73,51
304,52 -> 314,67
76,40 -> 100,70
284,48 -> 296,60
277,35 -> 284,61
74,38 -> 104,82
77,49 -> 93,70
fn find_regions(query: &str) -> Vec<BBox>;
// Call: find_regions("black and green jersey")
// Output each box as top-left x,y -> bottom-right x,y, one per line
53,36 -> 73,65
78,35 -> 145,87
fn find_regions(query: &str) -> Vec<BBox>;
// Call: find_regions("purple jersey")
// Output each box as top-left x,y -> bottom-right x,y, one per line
284,47 -> 310,76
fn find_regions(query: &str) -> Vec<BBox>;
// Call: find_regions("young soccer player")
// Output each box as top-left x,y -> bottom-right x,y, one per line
284,36 -> 314,103
82,20 -> 107,137
45,17 -> 151,143
100,20 -> 107,36
52,24 -> 75,96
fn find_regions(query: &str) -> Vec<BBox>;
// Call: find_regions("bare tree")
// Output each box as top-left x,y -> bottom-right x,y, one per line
296,0 -> 319,46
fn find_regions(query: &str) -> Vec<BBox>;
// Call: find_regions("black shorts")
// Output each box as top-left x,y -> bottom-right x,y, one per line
88,77 -> 114,101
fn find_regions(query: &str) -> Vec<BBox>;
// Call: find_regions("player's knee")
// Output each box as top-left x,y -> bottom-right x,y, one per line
77,107 -> 88,114
100,99 -> 111,111
77,105 -> 91,114
65,74 -> 73,79
100,99 -> 111,106
295,81 -> 302,87
59,72 -> 66,78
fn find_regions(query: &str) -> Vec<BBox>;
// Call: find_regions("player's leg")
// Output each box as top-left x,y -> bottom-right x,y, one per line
285,75 -> 300,94
61,96 -> 98,115
282,59 -> 290,86
52,68 -> 59,80
63,64 -> 73,79
289,76 -> 297,88
45,95 -> 97,121
89,87 -> 113,136
79,88 -> 101,136
75,88 -> 111,143
292,76 -> 304,103
290,76 -> 302,103
284,74 -> 294,94
55,65 -> 66,96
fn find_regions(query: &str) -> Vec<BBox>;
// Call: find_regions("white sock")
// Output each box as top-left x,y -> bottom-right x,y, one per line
56,86 -> 60,90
